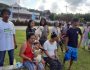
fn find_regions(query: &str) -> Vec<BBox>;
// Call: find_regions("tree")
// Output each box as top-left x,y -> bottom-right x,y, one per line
49,13 -> 57,20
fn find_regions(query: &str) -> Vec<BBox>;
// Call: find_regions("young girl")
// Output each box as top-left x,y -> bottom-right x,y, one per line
33,40 -> 45,70
26,20 -> 36,40
39,18 -> 49,46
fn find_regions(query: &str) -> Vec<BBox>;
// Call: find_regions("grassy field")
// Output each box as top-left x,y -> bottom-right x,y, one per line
4,30 -> 90,70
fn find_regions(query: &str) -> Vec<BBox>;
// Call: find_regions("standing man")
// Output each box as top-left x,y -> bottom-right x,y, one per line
0,9 -> 17,66
63,18 -> 82,70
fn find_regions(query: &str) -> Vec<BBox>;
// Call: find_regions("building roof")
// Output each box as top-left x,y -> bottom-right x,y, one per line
29,9 -> 42,13
0,3 -> 40,15
11,3 -> 21,8
12,8 -> 31,15
10,3 -> 40,15
12,8 -> 40,15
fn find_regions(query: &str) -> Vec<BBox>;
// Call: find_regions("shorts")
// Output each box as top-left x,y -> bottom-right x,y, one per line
64,46 -> 78,61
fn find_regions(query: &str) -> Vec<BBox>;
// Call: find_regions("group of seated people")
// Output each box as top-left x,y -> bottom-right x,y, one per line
0,8 -> 62,70
19,33 -> 62,70
19,17 -> 63,70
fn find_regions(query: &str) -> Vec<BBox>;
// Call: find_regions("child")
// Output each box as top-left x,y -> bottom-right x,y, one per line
33,40 -> 45,70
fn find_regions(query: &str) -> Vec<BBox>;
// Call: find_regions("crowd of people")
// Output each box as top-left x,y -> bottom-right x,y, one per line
0,8 -> 90,70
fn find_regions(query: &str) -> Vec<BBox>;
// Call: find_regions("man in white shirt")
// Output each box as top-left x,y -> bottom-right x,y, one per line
0,9 -> 17,66
43,40 -> 57,58
43,34 -> 62,70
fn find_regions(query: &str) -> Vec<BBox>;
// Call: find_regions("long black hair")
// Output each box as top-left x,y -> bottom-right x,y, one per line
27,20 -> 33,29
40,18 -> 47,26
26,33 -> 35,41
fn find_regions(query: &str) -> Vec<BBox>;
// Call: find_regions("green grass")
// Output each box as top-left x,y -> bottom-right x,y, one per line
4,30 -> 90,70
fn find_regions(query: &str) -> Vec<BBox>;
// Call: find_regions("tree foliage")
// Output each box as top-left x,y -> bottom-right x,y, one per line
49,13 -> 90,22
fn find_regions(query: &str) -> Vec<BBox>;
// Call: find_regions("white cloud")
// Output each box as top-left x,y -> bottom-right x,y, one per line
85,0 -> 90,6
1,0 -> 88,14
20,0 -> 38,9
0,0 -> 90,13
35,0 -> 67,13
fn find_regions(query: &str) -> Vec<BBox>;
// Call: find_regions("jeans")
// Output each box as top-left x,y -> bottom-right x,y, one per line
0,49 -> 14,66
23,61 -> 35,70
37,63 -> 44,70
23,61 -> 44,70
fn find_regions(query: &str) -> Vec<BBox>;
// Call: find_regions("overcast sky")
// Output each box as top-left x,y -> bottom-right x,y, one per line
0,0 -> 90,14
